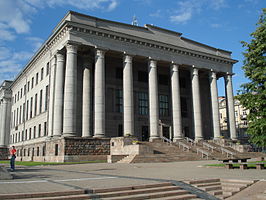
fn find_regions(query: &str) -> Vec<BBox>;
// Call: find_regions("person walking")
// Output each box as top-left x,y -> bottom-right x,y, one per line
10,146 -> 17,171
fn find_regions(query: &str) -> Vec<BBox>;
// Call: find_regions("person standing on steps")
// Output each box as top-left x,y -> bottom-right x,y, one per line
10,146 -> 17,171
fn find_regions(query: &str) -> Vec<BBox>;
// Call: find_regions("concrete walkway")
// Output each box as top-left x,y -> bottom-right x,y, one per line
0,160 -> 265,198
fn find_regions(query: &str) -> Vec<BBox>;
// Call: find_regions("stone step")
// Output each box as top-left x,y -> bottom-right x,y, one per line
93,182 -> 173,193
13,194 -> 90,200
93,186 -> 182,198
209,190 -> 223,195
101,190 -> 192,200
195,182 -> 221,187
148,194 -> 199,200
200,186 -> 222,192
187,178 -> 220,184
222,186 -> 242,192
0,190 -> 85,199
220,179 -> 255,185
221,182 -> 249,188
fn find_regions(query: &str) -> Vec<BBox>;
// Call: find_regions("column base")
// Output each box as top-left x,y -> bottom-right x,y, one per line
195,137 -> 204,142
63,133 -> 76,137
173,137 -> 184,142
93,134 -> 105,138
149,137 -> 160,142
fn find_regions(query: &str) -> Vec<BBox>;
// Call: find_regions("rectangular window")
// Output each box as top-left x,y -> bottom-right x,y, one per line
29,128 -> 31,139
39,89 -> 43,113
138,92 -> 148,115
45,85 -> 49,111
23,103 -> 25,122
20,88 -> 23,98
115,89 -> 123,113
30,97 -> 33,118
181,97 -> 188,118
42,146 -> 46,156
31,77 -> 34,89
138,71 -> 148,82
27,81 -> 30,92
32,148 -> 34,156
37,147 -> 39,156
22,131 -> 24,141
36,73 -> 38,85
13,110 -> 16,127
26,100 -> 29,120
34,93 -> 38,116
16,108 -> 19,126
24,149 -> 26,156
159,95 -> 169,116
44,122 -> 47,136
18,91 -> 20,101
15,94 -> 16,103
46,62 -> 49,76
24,84 -> 26,95
41,67 -> 44,80
11,112 -> 13,128
33,126 -> 36,138
25,129 -> 27,140
28,148 -> 30,156
18,132 -> 20,142
38,124 -> 41,137
19,105 -> 22,124
55,144 -> 59,156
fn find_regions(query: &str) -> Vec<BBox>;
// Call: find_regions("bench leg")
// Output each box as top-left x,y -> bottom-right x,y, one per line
240,164 -> 248,170
225,164 -> 233,169
256,164 -> 264,170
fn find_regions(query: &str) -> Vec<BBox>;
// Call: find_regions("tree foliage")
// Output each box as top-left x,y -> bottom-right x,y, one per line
237,8 -> 266,147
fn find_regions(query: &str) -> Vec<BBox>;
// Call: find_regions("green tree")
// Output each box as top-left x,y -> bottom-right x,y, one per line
237,8 -> 266,148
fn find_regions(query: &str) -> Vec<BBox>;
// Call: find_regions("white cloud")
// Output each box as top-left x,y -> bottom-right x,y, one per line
150,10 -> 163,18
169,0 -> 227,24
107,0 -> 118,11
211,23 -> 222,28
0,47 -> 11,60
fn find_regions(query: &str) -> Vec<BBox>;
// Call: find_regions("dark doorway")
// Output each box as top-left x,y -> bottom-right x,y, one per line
184,126 -> 189,138
118,124 -> 123,137
163,126 -> 170,139
141,126 -> 149,141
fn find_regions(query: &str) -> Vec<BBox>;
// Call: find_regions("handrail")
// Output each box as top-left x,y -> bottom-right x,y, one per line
221,147 -> 235,158
202,142 -> 216,152
196,148 -> 209,159
161,136 -> 172,145
178,142 -> 190,151
184,137 -> 196,146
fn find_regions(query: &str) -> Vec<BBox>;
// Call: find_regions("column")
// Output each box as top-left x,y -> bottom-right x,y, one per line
94,49 -> 105,138
171,63 -> 183,141
53,51 -> 65,136
148,58 -> 159,140
191,66 -> 203,140
82,57 -> 93,137
123,54 -> 134,136
63,43 -> 78,136
0,100 -> 5,147
209,70 -> 221,139
224,73 -> 237,140
48,56 -> 56,136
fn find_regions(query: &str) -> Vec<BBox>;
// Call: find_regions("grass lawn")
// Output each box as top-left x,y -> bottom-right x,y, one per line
0,160 -> 106,166
206,160 -> 266,168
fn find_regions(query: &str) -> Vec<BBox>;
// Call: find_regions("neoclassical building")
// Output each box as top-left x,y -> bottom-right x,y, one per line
0,11 -> 238,161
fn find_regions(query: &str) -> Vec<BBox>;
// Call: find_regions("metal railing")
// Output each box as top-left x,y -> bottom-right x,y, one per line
161,136 -> 173,145
196,148 -> 209,159
221,147 -> 235,157
202,142 -> 216,152
184,137 -> 196,146
178,142 -> 190,151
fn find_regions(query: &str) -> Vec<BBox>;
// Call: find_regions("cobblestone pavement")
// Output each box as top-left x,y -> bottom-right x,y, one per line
0,160 -> 265,198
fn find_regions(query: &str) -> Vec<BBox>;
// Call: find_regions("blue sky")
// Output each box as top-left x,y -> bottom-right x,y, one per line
0,0 -> 264,96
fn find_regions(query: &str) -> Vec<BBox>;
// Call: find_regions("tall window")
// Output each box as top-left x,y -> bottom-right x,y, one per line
38,124 -> 41,137
45,85 -> 49,111
138,92 -> 148,115
19,105 -> 22,124
23,103 -> 25,122
44,122 -> 47,136
115,89 -> 123,113
41,67 -> 44,80
22,131 -> 24,141
159,95 -> 169,116
31,77 -> 34,89
33,126 -> 36,138
27,81 -> 30,92
36,73 -> 39,85
25,129 -> 27,140
30,97 -> 33,118
34,93 -> 38,116
20,88 -> 23,98
46,62 -> 49,76
26,100 -> 29,120
24,84 -> 26,95
29,128 -> 31,140
39,89 -> 43,113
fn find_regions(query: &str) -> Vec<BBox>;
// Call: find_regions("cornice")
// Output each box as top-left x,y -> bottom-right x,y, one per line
67,22 -> 238,65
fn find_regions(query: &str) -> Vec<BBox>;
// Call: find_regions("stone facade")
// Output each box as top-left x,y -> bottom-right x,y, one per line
0,11 -> 238,162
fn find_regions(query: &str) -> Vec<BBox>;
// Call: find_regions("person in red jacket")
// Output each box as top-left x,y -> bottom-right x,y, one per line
10,146 -> 17,171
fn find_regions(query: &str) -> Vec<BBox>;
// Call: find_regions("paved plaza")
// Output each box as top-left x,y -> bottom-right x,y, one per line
0,160 -> 265,198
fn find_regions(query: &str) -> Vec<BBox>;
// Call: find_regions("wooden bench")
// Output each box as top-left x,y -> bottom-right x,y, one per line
225,162 -> 265,170
221,158 -> 250,163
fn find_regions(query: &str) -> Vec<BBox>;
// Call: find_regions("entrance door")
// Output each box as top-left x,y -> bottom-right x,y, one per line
141,126 -> 149,141
162,126 -> 170,139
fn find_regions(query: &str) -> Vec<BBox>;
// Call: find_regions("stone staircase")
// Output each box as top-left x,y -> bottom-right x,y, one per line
185,178 -> 256,199
0,182 -> 202,200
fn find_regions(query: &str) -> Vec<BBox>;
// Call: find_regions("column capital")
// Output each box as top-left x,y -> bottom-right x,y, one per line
95,48 -> 106,58
148,58 -> 157,66
210,70 -> 217,79
171,62 -> 180,72
192,66 -> 199,75
66,43 -> 78,54
123,53 -> 133,63
56,51 -> 65,62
